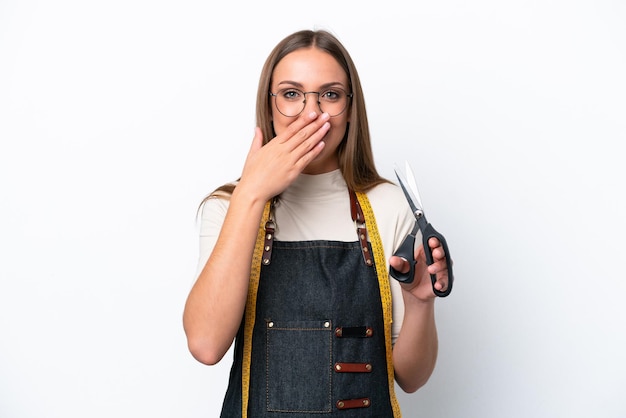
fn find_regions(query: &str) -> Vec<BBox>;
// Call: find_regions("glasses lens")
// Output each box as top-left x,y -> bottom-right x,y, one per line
319,88 -> 350,117
274,88 -> 305,117
273,88 -> 351,117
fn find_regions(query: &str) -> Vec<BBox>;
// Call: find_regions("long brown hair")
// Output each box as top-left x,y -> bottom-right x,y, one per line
204,29 -> 389,204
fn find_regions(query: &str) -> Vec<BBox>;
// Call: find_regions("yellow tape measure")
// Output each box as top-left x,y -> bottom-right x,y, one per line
241,200 -> 272,418
356,191 -> 402,418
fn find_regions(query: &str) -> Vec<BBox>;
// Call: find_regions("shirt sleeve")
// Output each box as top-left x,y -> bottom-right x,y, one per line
195,196 -> 230,279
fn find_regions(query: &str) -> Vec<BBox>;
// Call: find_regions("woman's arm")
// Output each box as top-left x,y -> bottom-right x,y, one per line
391,237 -> 450,392
183,184 -> 268,365
392,295 -> 438,392
183,113 -> 330,365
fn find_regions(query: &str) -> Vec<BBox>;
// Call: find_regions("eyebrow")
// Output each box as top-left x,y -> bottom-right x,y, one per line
276,80 -> 347,90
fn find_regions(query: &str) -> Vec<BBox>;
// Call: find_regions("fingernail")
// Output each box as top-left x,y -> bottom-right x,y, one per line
308,111 -> 318,119
321,112 -> 330,121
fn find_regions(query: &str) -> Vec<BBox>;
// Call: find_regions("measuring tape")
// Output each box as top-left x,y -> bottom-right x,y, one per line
357,191 -> 402,417
240,195 -> 401,417
241,200 -> 272,418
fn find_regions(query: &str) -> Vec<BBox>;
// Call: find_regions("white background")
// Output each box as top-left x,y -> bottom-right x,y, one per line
1,0 -> 625,417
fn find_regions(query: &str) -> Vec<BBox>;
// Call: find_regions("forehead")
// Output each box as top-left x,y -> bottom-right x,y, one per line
272,47 -> 348,87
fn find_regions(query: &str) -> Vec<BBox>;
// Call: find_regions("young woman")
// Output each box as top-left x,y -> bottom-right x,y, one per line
183,29 -> 451,417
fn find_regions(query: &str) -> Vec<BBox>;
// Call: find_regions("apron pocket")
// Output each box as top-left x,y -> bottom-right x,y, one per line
266,319 -> 333,413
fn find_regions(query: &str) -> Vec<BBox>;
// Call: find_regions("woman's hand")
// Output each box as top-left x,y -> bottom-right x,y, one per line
237,111 -> 330,201
389,237 -> 451,302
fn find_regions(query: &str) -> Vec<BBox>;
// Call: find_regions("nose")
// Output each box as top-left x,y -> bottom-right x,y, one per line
302,92 -> 322,113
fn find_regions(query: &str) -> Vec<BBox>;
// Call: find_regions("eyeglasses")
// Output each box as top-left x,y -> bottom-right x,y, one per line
269,87 -> 353,117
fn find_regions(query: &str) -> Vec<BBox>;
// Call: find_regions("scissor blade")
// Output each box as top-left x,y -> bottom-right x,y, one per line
404,161 -> 424,211
394,164 -> 422,215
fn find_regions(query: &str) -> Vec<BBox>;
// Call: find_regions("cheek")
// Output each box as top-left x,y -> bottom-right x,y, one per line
330,118 -> 349,139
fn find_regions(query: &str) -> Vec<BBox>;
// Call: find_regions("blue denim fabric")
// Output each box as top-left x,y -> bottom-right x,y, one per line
220,240 -> 394,417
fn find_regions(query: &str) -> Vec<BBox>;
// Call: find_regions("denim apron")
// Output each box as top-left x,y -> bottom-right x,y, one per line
219,192 -> 401,417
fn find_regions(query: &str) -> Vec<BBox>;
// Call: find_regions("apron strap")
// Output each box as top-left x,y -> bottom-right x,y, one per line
350,189 -> 374,267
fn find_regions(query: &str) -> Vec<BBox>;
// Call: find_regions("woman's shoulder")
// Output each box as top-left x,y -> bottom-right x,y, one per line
366,181 -> 407,207
198,195 -> 231,237
365,181 -> 414,226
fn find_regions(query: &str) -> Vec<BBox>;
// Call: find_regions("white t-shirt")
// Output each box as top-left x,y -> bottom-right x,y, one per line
196,169 -> 416,342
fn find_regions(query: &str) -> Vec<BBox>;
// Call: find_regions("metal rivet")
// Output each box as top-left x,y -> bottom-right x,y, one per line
362,246 -> 368,253
324,321 -> 330,328
263,258 -> 270,265
366,328 -> 373,337
335,364 -> 342,371
268,322 -> 274,328
266,233 -> 272,240
337,401 -> 345,408
365,363 -> 372,371
335,327 -> 342,337
264,245 -> 270,251
366,259 -> 373,266
360,233 -> 365,240
363,399 -> 370,406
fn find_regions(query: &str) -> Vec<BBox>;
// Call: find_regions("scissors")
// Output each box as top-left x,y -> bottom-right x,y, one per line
389,161 -> 454,297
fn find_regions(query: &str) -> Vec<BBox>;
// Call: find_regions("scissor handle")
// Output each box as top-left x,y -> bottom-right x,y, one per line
423,223 -> 453,297
389,231 -> 417,284
389,223 -> 454,297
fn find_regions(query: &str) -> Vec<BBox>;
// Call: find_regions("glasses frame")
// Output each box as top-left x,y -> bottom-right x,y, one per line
269,87 -> 353,118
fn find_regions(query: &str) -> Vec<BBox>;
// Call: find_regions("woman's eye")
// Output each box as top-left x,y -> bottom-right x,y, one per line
282,90 -> 301,100
322,90 -> 340,101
